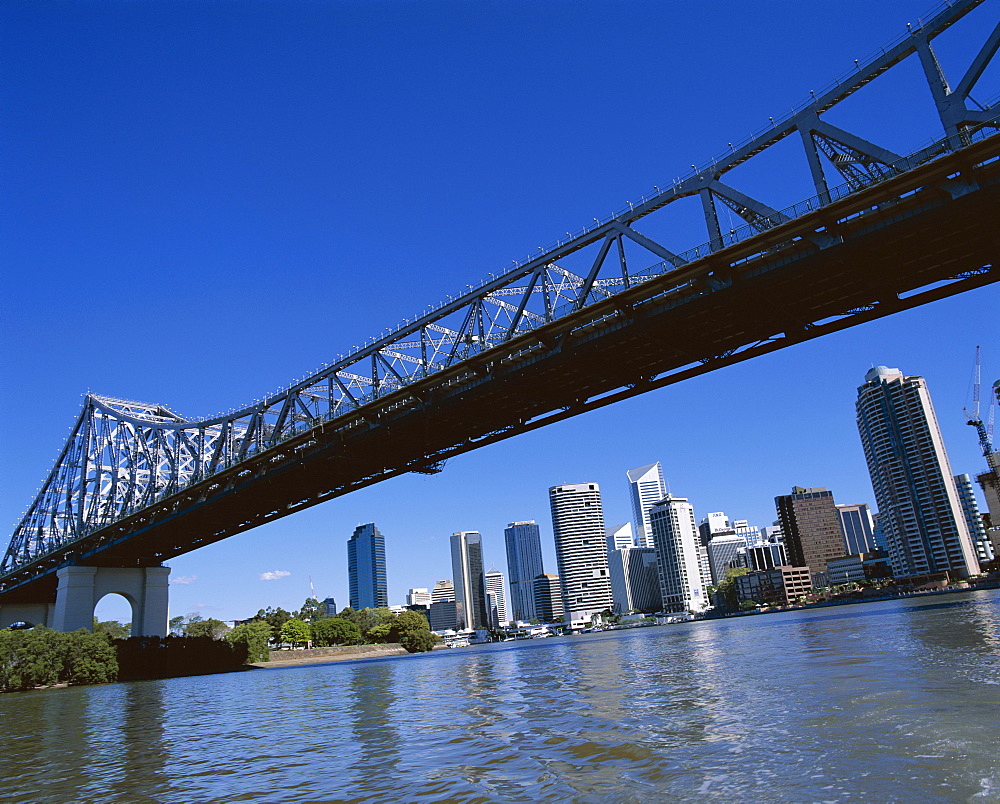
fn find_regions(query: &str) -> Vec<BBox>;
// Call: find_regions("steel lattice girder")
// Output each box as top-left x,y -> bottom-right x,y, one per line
2,0 -> 999,589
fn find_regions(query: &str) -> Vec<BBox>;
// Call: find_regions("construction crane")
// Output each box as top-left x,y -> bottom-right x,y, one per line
966,346 -> 998,476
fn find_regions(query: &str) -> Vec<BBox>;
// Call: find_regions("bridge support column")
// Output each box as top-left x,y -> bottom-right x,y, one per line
52,566 -> 98,632
51,565 -> 171,636
0,602 -> 54,629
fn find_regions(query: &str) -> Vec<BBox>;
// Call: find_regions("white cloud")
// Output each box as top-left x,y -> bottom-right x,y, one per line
259,570 -> 291,581
171,575 -> 198,585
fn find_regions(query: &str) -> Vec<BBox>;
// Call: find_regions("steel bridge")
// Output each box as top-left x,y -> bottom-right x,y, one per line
3,0 -> 999,611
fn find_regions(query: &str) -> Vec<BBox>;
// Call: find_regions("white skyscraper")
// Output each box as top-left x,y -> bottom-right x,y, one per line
606,522 -> 635,552
484,568 -> 508,627
649,494 -> 708,613
627,463 -> 667,549
856,366 -> 980,578
549,483 -> 613,623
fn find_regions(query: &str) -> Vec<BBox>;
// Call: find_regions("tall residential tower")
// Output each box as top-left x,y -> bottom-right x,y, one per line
856,366 -> 980,578
549,483 -> 613,622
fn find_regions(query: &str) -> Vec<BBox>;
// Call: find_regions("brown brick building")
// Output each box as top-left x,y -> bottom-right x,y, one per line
775,486 -> 846,583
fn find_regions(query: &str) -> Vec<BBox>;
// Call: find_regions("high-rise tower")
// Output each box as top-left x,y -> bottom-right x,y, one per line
450,531 -> 489,630
503,521 -> 545,622
954,473 -> 995,564
774,487 -> 847,581
347,523 -> 388,610
549,483 -> 612,622
648,493 -> 707,613
856,366 -> 980,578
627,463 -> 667,549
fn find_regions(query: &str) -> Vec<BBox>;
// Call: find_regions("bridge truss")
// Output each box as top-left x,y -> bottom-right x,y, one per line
3,0 -> 999,595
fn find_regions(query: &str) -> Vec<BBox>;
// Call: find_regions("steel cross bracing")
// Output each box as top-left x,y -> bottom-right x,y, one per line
3,0 -> 999,587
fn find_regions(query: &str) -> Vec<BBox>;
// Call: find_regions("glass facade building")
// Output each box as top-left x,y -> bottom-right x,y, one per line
503,521 -> 545,622
450,531 -> 488,630
347,523 -> 388,610
835,503 -> 878,555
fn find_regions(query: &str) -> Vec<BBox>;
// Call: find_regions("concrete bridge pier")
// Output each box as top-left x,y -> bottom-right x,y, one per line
52,566 -> 171,636
0,602 -> 54,630
0,565 -> 171,635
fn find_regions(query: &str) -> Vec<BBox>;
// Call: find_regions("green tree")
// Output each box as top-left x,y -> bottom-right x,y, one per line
388,610 -> 430,642
61,630 -> 118,685
0,626 -> 61,690
93,617 -> 131,640
168,615 -> 186,635
298,597 -> 326,623
280,618 -> 311,647
400,629 -> 440,653
714,566 -> 751,611
0,627 -> 118,692
336,606 -> 394,642
366,622 -> 393,643
184,617 -> 230,640
254,607 -> 293,644
311,618 -> 361,647
226,620 -> 272,663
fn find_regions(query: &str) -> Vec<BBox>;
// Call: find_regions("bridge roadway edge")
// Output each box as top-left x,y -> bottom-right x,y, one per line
2,137 -> 999,605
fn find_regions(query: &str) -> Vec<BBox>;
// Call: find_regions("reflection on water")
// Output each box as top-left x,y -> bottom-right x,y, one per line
2,590 -> 998,803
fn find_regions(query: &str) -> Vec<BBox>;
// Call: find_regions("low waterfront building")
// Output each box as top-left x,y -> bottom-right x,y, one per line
428,600 -> 457,631
826,554 -> 866,585
735,566 -> 812,607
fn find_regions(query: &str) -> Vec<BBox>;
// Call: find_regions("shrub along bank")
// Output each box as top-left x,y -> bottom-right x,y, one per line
0,627 -> 118,692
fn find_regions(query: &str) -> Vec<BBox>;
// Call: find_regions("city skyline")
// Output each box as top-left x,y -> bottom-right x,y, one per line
3,1 -> 997,624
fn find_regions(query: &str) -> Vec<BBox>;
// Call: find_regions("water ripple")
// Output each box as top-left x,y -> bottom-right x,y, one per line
2,591 -> 999,802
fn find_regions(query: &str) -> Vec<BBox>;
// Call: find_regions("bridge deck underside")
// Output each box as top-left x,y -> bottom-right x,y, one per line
3,142 -> 999,602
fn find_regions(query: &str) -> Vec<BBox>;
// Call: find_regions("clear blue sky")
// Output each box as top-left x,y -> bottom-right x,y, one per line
2,1 -> 998,624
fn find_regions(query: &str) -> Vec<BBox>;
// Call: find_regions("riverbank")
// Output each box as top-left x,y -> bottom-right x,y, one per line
709,578 -> 1000,621
251,643 -> 413,668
